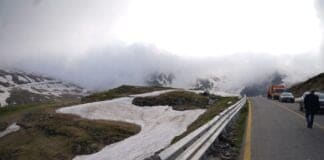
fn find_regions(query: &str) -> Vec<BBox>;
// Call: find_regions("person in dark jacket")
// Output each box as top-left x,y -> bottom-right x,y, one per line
304,90 -> 320,128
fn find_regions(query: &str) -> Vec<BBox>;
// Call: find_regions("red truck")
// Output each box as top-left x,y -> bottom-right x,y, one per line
267,85 -> 286,100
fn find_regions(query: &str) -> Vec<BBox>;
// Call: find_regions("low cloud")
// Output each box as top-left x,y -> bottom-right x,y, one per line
0,0 -> 323,93
315,0 -> 324,63
1,42 -> 323,93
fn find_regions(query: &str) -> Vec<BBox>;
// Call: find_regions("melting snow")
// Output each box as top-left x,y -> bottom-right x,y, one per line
0,70 -> 88,107
0,87 -> 9,107
210,90 -> 241,97
0,123 -> 20,138
58,90 -> 205,160
18,76 -> 29,82
0,76 -> 7,83
130,89 -> 177,97
5,75 -> 12,81
16,81 -> 85,97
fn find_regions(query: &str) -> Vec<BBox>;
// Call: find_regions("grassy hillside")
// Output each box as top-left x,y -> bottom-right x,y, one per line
289,73 -> 324,97
0,85 -> 172,160
0,85 -> 240,159
81,85 -> 170,103
171,96 -> 239,143
131,90 -> 239,143
0,98 -> 140,160
133,91 -> 217,110
6,89 -> 54,105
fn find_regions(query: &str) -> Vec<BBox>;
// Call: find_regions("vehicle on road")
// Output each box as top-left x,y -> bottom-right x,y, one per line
267,85 -> 286,100
295,91 -> 324,111
279,92 -> 295,103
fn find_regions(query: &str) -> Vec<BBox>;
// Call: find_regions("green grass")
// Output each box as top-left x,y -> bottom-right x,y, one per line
0,85 -> 176,160
5,89 -> 52,106
0,84 -> 243,159
81,85 -> 170,103
0,100 -> 80,126
0,107 -> 140,160
171,96 -> 239,143
131,90 -> 239,143
233,103 -> 248,148
132,91 -> 212,110
0,92 -> 142,160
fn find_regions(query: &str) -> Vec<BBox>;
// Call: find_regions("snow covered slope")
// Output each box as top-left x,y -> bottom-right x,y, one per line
58,90 -> 205,160
0,69 -> 88,107
194,76 -> 242,96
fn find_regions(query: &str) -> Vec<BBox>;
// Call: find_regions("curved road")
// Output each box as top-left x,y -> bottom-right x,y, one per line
250,96 -> 324,160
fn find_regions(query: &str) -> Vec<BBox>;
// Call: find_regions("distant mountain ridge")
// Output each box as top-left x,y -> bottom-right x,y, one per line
194,77 -> 221,91
146,72 -> 175,87
289,73 -> 324,97
192,76 -> 242,96
0,69 -> 88,106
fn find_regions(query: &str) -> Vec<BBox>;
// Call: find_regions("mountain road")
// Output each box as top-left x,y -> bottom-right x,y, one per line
249,97 -> 324,160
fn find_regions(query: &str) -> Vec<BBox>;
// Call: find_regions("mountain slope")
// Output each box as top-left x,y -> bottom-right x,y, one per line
289,73 -> 324,97
240,72 -> 286,96
193,76 -> 242,96
0,69 -> 88,106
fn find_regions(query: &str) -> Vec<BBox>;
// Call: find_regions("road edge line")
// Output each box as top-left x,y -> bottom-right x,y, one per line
267,99 -> 324,131
243,99 -> 252,160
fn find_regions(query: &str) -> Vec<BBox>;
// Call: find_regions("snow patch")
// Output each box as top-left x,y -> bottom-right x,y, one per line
186,89 -> 205,94
0,123 -> 20,138
0,87 -> 9,107
58,90 -> 205,160
210,90 -> 241,97
5,75 -> 14,85
18,76 -> 29,82
0,76 -> 7,83
5,75 -> 12,81
130,89 -> 177,97
24,76 -> 35,83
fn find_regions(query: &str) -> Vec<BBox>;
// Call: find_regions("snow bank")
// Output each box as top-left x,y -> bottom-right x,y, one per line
0,87 -> 9,107
16,81 -> 86,97
130,89 -> 177,97
0,123 -> 20,138
0,76 -> 8,83
18,76 -> 29,82
0,69 -> 88,107
210,90 -> 241,97
58,90 -> 205,160
186,89 -> 205,94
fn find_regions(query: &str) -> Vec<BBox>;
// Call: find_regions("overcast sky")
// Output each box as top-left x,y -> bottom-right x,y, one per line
0,0 -> 324,91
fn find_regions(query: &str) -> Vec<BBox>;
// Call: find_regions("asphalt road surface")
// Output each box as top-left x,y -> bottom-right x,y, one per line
250,96 -> 324,160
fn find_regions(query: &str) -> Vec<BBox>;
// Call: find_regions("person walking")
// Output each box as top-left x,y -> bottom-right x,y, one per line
304,90 -> 320,128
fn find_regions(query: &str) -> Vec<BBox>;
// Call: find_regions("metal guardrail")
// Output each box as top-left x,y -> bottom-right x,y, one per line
158,96 -> 247,160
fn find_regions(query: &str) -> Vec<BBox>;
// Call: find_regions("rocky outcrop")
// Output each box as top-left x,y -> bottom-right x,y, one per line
146,72 -> 175,87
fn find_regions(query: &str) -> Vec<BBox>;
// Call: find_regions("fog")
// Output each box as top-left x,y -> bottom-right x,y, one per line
2,42 -> 323,93
0,0 -> 324,93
